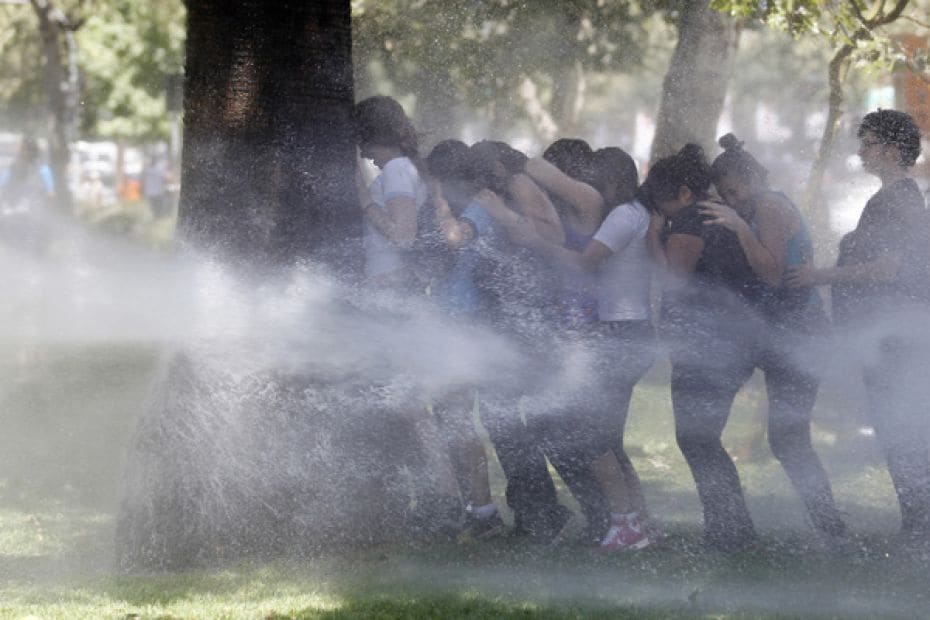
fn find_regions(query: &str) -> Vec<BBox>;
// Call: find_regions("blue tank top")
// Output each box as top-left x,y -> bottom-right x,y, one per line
749,191 -> 822,320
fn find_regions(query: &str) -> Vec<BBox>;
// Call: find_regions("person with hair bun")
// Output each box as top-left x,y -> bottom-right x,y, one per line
645,143 -> 763,552
787,109 -> 930,544
702,133 -> 846,542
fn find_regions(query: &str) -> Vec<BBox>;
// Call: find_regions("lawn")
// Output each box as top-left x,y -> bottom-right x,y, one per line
0,344 -> 927,619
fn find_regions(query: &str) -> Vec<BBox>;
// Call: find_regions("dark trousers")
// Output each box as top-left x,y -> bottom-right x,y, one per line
670,309 -> 844,548
758,315 -> 845,537
863,335 -> 930,536
478,394 -> 568,535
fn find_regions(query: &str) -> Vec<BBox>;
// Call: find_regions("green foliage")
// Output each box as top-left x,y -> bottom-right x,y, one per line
352,0 -> 672,120
0,0 -> 185,142
712,0 -> 916,73
0,5 -> 47,130
77,0 -> 186,141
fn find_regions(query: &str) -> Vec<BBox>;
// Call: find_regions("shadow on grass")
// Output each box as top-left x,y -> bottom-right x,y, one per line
267,592 -> 699,620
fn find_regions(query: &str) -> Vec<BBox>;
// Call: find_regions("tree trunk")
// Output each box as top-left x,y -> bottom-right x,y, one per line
177,0 -> 358,269
802,44 -> 854,244
413,66 -> 460,152
117,0 -> 364,572
30,0 -> 75,212
550,59 -> 586,137
650,1 -> 739,160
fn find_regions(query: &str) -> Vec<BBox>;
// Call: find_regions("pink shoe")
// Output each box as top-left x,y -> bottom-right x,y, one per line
599,514 -> 652,552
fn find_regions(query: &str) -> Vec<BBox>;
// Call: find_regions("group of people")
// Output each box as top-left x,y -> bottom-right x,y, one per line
354,95 -> 930,554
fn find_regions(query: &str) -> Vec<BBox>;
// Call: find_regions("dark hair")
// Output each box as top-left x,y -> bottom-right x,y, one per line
468,140 -> 527,192
593,146 -> 638,205
641,143 -> 712,204
426,139 -> 472,181
354,96 -> 420,159
858,109 -> 922,168
542,138 -> 597,186
710,133 -> 768,184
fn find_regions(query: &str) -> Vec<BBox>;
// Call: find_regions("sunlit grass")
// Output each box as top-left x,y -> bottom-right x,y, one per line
0,347 -> 924,619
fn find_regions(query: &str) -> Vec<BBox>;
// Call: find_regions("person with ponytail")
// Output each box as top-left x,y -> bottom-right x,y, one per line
644,143 -> 762,552
354,95 -> 429,289
701,133 -> 846,542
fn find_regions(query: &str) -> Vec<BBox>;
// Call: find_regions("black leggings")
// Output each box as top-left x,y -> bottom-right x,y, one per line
671,316 -> 844,547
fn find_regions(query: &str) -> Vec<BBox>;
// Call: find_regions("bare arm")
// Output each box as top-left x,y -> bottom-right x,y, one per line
664,233 -> 704,284
525,156 -> 605,234
429,179 -> 475,249
785,255 -> 900,288
699,198 -> 791,287
475,187 -> 611,274
506,173 -> 565,246
357,159 -> 418,249
646,212 -> 668,270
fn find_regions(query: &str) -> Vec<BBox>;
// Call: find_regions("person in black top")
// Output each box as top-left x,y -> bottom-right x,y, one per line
698,134 -> 846,542
788,109 -> 930,544
644,144 -> 762,551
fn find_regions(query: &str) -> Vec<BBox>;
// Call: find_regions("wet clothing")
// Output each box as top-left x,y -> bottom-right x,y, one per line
592,201 -> 652,321
752,191 -> 823,324
363,157 -> 429,281
433,202 -> 495,317
833,178 -> 930,535
661,200 -> 844,547
558,225 -> 599,328
0,162 -> 55,253
834,178 -> 930,324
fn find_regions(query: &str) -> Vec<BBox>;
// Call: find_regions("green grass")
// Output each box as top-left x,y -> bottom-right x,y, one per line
0,347 -> 926,619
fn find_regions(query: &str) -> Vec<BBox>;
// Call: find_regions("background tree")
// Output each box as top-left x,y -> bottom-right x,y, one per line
76,0 -> 186,141
352,0 -> 670,147
714,0 -> 919,237
651,0 -> 740,159
27,0 -> 84,211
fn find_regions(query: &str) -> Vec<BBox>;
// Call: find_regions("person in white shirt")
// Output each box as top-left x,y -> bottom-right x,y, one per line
354,96 -> 430,290
484,147 -> 659,552
353,96 -> 461,539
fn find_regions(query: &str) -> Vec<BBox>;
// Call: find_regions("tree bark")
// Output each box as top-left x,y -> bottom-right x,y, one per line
177,0 -> 358,269
650,1 -> 739,160
802,44 -> 853,243
29,0 -> 75,212
117,0 -> 363,572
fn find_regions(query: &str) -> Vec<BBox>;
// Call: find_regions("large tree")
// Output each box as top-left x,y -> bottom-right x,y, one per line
117,0 -> 361,571
177,0 -> 357,266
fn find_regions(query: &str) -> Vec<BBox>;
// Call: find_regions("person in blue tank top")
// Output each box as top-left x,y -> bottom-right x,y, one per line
699,133 -> 846,543
425,139 -> 575,545
423,139 -> 506,540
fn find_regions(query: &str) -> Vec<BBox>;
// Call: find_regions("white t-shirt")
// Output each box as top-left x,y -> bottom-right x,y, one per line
363,156 -> 429,278
591,200 -> 652,321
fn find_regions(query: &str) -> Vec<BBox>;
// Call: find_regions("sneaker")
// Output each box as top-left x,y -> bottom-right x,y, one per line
599,514 -> 652,552
459,511 -> 507,543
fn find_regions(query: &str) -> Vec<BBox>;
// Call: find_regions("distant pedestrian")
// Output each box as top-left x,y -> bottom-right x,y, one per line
143,154 -> 172,218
